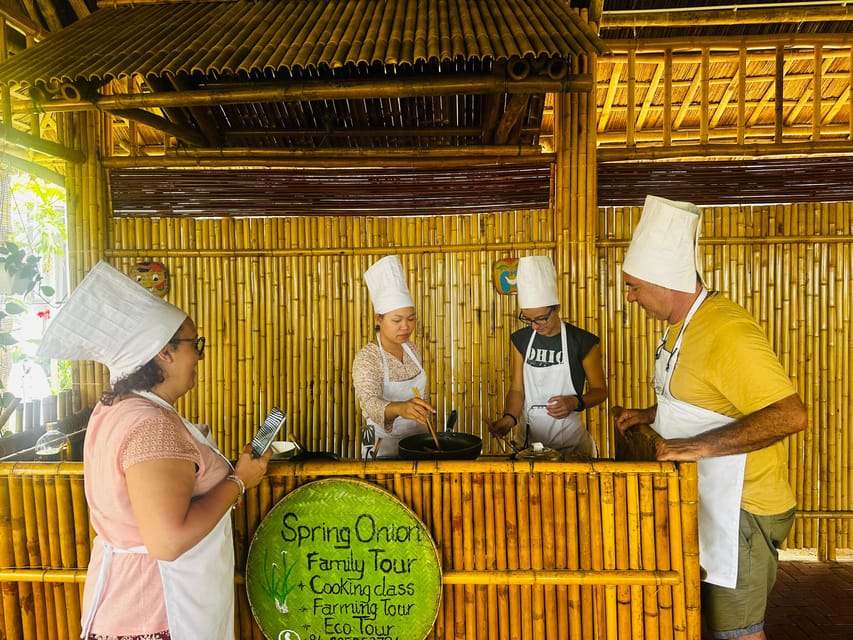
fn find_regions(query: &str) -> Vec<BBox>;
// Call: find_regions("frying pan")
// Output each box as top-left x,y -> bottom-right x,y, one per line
398,432 -> 482,460
398,410 -> 482,460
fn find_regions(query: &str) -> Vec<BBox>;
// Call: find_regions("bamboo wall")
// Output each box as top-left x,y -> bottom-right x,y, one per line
0,460 -> 701,640
95,212 -> 562,459
63,200 -> 853,559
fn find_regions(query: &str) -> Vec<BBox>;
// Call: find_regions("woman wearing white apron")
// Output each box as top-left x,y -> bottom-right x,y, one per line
353,256 -> 434,459
36,262 -> 271,639
489,256 -> 608,460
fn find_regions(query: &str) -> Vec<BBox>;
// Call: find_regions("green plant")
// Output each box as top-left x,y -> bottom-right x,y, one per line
0,242 -> 55,408
0,241 -> 55,298
0,173 -> 66,409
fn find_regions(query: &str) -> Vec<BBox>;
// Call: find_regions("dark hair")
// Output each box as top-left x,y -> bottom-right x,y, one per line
100,327 -> 182,405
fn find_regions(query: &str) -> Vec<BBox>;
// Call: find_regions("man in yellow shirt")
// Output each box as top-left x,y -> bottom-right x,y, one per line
614,195 -> 807,640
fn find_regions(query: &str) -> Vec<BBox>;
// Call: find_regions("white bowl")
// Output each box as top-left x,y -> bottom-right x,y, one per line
270,441 -> 297,458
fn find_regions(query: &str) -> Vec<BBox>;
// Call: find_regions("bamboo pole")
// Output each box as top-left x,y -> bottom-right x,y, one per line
15,75 -> 596,115
8,476 -> 36,638
21,477 -> 49,640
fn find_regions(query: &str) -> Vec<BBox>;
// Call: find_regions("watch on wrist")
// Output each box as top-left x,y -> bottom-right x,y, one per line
574,394 -> 586,412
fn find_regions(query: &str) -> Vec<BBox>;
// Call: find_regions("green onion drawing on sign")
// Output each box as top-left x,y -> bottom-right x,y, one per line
246,478 -> 442,640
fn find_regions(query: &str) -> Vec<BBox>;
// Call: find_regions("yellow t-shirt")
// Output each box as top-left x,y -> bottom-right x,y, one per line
665,293 -> 797,515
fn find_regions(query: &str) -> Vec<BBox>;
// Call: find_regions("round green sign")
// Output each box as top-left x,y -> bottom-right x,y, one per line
246,478 -> 442,640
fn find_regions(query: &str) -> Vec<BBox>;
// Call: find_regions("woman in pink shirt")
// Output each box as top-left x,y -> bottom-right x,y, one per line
38,262 -> 271,640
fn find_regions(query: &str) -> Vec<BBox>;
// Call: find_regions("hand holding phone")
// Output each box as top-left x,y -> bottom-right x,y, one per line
251,408 -> 287,458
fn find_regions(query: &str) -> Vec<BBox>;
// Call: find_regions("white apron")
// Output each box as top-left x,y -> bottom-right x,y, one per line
652,289 -> 746,589
81,391 -> 236,639
361,339 -> 428,459
522,323 -> 596,458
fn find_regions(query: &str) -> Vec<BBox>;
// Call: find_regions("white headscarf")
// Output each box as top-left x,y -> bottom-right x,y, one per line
364,255 -> 414,314
623,195 -> 704,293
516,256 -> 559,308
37,261 -> 187,383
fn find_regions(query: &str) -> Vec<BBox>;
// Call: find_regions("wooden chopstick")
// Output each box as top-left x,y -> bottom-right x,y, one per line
412,387 -> 441,450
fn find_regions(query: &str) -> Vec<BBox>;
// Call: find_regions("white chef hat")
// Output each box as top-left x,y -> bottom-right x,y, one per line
364,255 -> 414,315
623,195 -> 704,293
516,256 -> 559,308
37,261 -> 187,384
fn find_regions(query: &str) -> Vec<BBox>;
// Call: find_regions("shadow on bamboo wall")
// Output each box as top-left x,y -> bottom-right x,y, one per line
599,201 -> 853,556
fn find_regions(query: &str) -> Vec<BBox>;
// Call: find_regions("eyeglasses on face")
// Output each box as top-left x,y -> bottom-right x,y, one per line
171,336 -> 206,355
518,308 -> 555,327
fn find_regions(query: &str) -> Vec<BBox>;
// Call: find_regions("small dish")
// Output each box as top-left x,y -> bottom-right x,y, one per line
269,440 -> 297,459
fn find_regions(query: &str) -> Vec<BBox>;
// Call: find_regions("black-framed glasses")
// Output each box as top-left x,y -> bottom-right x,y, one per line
518,308 -> 554,327
171,336 -> 206,355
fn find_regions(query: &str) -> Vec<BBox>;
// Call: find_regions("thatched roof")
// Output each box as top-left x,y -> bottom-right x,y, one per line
0,0 -> 605,152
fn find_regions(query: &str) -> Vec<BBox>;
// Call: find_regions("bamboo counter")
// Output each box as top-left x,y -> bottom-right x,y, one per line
0,458 -> 701,639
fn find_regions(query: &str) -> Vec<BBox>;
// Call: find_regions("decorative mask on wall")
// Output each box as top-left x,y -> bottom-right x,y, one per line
492,257 -> 519,295
131,261 -> 170,297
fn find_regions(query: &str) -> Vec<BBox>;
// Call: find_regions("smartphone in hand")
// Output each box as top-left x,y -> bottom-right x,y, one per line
251,408 -> 287,458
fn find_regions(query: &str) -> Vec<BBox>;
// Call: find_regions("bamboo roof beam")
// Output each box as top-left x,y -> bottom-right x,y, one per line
595,101 -> 849,122
625,52 -> 635,146
145,74 -> 211,145
673,63 -> 702,131
167,73 -> 222,147
710,62 -> 739,129
813,46 -> 823,141
596,70 -> 850,91
607,34 -> 853,50
747,58 -> 787,129
106,108 -> 207,147
0,4 -> 46,39
222,125 -> 542,139
0,151 -> 64,186
101,146 -> 554,170
636,61 -> 662,131
596,123 -> 853,144
598,59 -> 623,134
66,0 -> 91,21
786,54 -> 821,127
0,122 -> 84,162
700,48 -> 709,144
9,74 -> 593,115
606,49 -> 851,64
823,85 -> 849,126
597,139 -> 853,162
589,0 -> 603,29
663,49 -> 672,147
478,94 -> 502,145
775,47 -> 785,142
738,49 -> 747,144
601,4 -> 853,28
31,0 -> 61,32
494,94 -> 530,145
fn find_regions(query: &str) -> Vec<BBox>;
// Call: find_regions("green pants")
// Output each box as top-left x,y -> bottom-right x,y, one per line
701,507 -> 796,639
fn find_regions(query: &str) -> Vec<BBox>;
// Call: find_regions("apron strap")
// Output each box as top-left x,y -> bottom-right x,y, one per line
80,540 -> 147,638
